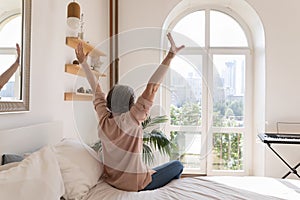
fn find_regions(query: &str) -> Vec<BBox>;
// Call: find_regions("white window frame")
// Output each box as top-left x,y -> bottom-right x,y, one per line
207,48 -> 253,176
162,7 -> 253,175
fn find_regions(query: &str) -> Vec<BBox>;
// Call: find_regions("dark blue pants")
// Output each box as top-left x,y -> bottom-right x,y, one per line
142,160 -> 183,191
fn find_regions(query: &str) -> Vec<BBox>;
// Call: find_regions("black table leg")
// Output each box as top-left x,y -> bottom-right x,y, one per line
267,143 -> 300,179
282,162 -> 300,179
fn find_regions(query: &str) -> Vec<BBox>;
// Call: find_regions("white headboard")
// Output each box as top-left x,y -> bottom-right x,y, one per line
0,121 -> 63,161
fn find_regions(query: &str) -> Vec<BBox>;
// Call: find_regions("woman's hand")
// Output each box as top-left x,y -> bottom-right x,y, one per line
75,42 -> 88,63
167,33 -> 185,58
15,43 -> 20,64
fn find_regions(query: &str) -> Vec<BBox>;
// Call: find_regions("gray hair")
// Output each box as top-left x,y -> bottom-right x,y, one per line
106,85 -> 135,114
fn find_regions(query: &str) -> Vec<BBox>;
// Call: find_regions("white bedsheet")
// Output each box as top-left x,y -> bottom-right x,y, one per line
83,176 -> 300,200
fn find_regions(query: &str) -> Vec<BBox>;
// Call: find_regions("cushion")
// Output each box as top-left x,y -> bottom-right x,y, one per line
0,146 -> 65,200
54,138 -> 103,200
1,154 -> 24,165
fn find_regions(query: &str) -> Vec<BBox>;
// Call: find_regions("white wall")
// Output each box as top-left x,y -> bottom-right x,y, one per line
118,0 -> 300,178
248,0 -> 300,178
0,0 -> 109,145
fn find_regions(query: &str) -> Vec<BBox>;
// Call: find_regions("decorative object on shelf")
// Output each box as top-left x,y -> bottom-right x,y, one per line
86,89 -> 92,94
91,56 -> 103,70
77,86 -> 85,93
72,60 -> 79,65
76,87 -> 93,94
67,0 -> 81,30
78,13 -> 85,40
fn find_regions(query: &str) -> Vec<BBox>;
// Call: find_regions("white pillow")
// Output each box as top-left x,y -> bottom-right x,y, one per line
54,138 -> 103,200
0,146 -> 65,200
0,162 -> 19,171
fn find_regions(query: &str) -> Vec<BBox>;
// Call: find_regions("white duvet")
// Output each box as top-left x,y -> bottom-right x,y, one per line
83,176 -> 300,200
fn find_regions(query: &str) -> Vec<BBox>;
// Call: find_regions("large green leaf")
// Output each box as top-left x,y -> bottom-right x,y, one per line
143,129 -> 171,157
142,115 -> 168,130
143,143 -> 154,165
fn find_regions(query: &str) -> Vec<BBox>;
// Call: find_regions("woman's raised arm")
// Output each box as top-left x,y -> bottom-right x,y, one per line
75,42 -> 101,93
0,44 -> 20,90
142,33 -> 184,102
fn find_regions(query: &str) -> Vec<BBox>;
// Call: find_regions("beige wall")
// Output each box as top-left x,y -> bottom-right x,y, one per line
248,0 -> 300,178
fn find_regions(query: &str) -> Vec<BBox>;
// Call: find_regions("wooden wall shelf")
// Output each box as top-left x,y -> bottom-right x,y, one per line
65,37 -> 106,101
65,64 -> 105,78
64,92 -> 93,101
66,37 -> 106,57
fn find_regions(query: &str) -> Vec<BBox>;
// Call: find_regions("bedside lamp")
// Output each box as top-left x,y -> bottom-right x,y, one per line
67,1 -> 81,30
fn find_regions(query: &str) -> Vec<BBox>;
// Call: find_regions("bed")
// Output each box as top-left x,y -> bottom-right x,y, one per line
1,121 -> 300,200
83,176 -> 300,200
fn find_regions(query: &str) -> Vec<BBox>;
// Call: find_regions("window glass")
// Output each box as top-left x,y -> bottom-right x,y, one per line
210,10 -> 248,47
213,55 -> 245,127
0,16 -> 22,47
212,132 -> 243,170
170,131 -> 202,169
0,54 -> 19,99
0,55 -> 16,77
173,11 -> 205,47
170,55 -> 202,126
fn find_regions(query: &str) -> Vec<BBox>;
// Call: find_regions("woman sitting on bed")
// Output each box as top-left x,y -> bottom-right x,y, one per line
75,33 -> 185,192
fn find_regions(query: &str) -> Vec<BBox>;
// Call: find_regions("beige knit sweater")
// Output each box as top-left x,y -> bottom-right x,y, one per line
93,85 -> 155,191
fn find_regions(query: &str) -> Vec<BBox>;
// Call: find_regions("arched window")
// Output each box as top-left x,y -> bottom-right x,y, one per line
164,8 -> 253,175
